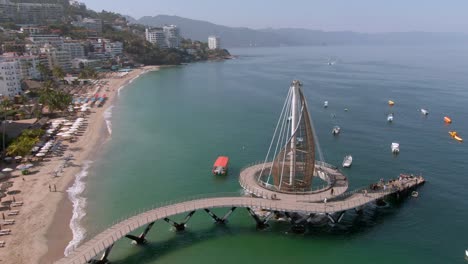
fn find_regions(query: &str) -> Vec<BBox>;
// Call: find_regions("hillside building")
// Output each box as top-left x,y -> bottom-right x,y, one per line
62,42 -> 85,59
208,36 -> 221,50
145,27 -> 167,48
0,0 -> 63,24
163,25 -> 180,48
0,59 -> 22,97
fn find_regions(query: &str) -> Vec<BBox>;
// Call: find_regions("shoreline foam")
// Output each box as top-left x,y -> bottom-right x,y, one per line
64,160 -> 93,256
0,66 -> 160,264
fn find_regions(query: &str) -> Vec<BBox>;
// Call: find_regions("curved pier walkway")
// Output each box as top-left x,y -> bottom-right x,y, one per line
240,162 -> 349,202
56,175 -> 424,264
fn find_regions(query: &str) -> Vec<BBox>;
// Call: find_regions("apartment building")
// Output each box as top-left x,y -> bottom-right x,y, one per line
0,59 -> 22,97
208,36 -> 221,50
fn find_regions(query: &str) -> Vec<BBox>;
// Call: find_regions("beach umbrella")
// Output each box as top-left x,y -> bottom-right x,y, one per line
36,153 -> 45,157
1,168 -> 13,173
31,146 -> 40,152
14,156 -> 22,160
3,157 -> 12,162
64,122 -> 74,126
39,149 -> 48,153
16,164 -> 30,170
60,127 -> 69,131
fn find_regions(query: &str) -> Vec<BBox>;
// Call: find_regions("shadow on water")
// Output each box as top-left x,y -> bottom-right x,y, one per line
108,198 -> 413,264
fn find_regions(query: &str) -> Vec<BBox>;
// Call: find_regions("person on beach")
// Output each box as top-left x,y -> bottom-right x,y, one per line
48,185 -> 51,192
331,188 -> 334,195
54,184 -> 57,192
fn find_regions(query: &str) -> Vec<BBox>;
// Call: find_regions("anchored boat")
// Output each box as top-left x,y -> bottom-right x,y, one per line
332,126 -> 340,135
388,100 -> 395,106
420,108 -> 429,115
212,156 -> 229,175
324,101 -> 328,108
342,155 -> 352,168
444,116 -> 452,124
391,142 -> 400,154
387,113 -> 394,122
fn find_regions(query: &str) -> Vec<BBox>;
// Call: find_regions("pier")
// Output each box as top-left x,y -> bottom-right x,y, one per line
56,80 -> 426,264
56,174 -> 424,264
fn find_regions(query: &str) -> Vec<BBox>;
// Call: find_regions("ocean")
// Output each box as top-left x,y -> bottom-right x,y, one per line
72,45 -> 468,263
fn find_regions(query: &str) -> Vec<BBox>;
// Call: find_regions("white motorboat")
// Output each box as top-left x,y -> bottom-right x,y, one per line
465,249 -> 468,258
391,142 -> 400,154
420,108 -> 429,115
324,101 -> 328,108
342,155 -> 352,168
332,126 -> 340,135
387,113 -> 394,122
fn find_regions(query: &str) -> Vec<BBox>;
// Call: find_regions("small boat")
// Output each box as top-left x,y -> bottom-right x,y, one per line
324,101 -> 328,108
388,100 -> 395,106
465,249 -> 468,258
212,156 -> 229,175
387,113 -> 394,122
411,191 -> 419,198
391,142 -> 400,154
444,116 -> 452,124
449,131 -> 463,142
332,126 -> 340,135
342,155 -> 352,168
420,108 -> 429,115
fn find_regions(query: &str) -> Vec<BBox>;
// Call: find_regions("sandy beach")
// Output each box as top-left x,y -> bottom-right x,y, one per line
0,66 -> 159,264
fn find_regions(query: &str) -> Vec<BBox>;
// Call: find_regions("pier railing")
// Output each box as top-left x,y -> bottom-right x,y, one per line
239,161 -> 340,195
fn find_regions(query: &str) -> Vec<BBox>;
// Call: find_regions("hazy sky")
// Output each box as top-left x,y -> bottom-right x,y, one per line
80,0 -> 468,33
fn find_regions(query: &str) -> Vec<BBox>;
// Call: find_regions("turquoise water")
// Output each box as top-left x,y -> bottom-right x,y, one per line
81,45 -> 468,263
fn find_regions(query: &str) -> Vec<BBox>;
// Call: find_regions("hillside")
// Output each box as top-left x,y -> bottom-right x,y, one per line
136,15 -> 468,47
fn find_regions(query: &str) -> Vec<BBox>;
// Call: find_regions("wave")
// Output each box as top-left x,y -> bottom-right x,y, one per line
103,105 -> 114,135
64,160 -> 93,256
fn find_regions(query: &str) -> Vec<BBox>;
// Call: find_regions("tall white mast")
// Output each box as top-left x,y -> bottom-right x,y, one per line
289,81 -> 299,185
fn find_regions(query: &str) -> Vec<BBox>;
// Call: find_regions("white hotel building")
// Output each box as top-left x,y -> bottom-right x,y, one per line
0,60 -> 22,97
208,36 -> 220,50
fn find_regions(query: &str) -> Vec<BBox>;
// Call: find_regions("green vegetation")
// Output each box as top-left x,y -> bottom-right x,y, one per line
78,67 -> 99,79
6,128 -> 44,157
37,63 -> 52,81
52,66 -> 65,80
39,81 -> 72,114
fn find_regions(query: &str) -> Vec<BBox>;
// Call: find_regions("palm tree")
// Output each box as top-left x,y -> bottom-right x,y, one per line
39,81 -> 72,115
37,63 -> 51,81
52,66 -> 65,81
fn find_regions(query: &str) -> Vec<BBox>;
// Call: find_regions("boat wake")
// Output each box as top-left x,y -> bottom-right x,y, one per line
103,105 -> 114,135
64,160 -> 93,256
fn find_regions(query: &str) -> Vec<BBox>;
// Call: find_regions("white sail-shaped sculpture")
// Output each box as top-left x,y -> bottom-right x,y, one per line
260,80 -> 316,192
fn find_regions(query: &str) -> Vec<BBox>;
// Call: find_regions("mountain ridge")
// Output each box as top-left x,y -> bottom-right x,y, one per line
133,15 -> 468,47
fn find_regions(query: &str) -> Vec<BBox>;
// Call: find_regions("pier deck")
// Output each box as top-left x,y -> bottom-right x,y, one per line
56,173 -> 424,264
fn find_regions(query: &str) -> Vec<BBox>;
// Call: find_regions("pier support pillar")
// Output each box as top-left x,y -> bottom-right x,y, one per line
354,207 -> 363,215
89,243 -> 114,264
284,212 -> 307,233
163,210 -> 196,231
125,221 -> 156,244
204,207 -> 236,224
326,211 -> 345,224
246,208 -> 270,229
